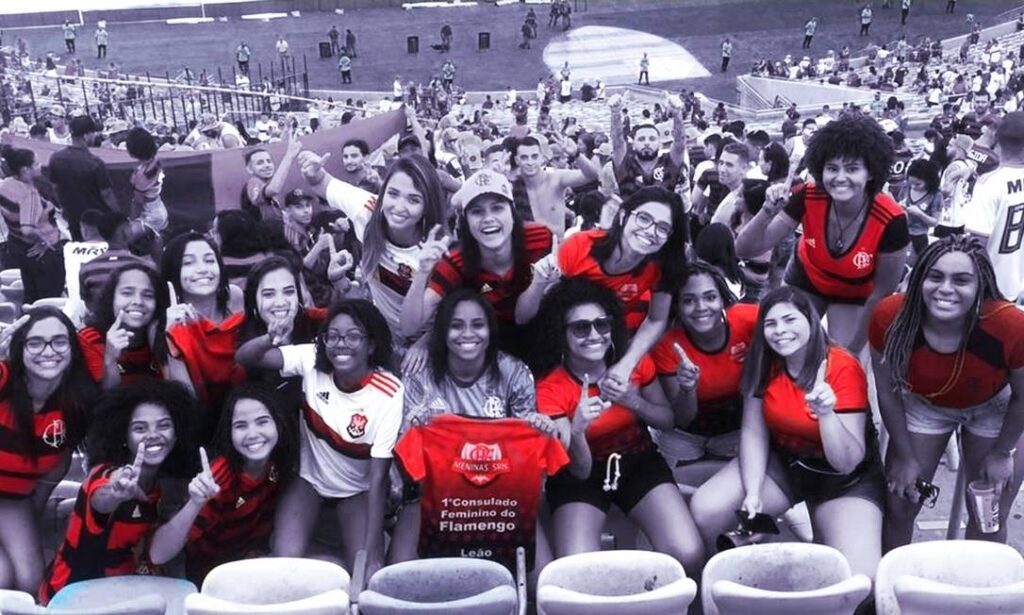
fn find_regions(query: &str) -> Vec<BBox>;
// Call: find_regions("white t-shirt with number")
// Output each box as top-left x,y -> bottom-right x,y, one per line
965,164 -> 1024,301
280,344 -> 404,498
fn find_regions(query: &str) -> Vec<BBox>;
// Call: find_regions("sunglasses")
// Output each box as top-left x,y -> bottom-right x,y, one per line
565,317 -> 612,340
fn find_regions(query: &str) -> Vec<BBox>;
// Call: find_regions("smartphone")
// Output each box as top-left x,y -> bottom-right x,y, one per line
734,510 -> 780,535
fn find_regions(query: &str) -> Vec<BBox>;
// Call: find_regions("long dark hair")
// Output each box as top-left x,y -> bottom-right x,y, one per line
87,263 -> 169,361
3,307 -> 98,459
740,286 -> 828,397
672,261 -> 738,326
212,382 -> 297,482
428,289 -> 500,385
313,299 -> 394,374
161,232 -> 230,316
361,155 -> 447,276
882,235 -> 1004,392
85,380 -> 197,479
457,197 -> 528,288
528,278 -> 629,379
694,222 -> 744,288
591,185 -> 688,293
240,256 -> 318,345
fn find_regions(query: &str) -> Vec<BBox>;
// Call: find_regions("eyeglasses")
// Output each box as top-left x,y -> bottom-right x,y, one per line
24,335 -> 71,355
323,330 -> 367,348
565,317 -> 613,340
629,210 -> 673,238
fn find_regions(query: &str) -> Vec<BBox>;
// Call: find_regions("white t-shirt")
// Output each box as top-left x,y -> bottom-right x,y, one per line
280,344 -> 404,498
966,165 -> 1024,301
324,178 -> 424,345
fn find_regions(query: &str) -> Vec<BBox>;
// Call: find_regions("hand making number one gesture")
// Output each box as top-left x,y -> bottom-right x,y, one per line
573,373 -> 610,436
673,342 -> 700,392
106,309 -> 134,356
188,446 -> 221,507
804,360 -> 836,420
166,282 -> 198,329
416,224 -> 452,276
110,444 -> 148,503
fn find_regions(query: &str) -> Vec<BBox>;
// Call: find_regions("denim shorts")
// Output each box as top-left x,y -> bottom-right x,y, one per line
902,386 -> 1010,438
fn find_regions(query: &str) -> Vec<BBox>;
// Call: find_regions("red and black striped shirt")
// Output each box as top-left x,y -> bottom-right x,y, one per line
0,362 -> 71,499
40,464 -> 162,604
185,456 -> 280,582
79,327 -> 162,385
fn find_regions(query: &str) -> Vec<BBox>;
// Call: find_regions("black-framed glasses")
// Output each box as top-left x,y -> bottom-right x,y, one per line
323,330 -> 367,348
24,336 -> 71,355
629,210 -> 672,238
565,317 -> 613,340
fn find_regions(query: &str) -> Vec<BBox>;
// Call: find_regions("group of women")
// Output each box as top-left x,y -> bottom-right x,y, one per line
0,112 -> 1021,605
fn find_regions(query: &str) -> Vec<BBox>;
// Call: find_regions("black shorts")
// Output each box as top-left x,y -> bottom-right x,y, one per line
546,447 -> 674,514
781,452 -> 885,510
784,256 -> 866,306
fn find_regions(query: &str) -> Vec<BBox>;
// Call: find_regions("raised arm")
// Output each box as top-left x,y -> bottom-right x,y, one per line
264,129 -> 303,201
609,94 -> 627,169
735,183 -> 800,258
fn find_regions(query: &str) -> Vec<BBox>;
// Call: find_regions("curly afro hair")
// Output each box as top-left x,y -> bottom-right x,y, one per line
803,114 -> 894,199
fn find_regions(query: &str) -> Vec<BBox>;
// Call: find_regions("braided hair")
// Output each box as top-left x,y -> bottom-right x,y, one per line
882,235 -> 1004,392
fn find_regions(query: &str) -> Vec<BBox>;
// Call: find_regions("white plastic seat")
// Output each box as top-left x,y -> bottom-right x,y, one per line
0,302 -> 18,324
31,298 -> 68,311
358,558 -> 516,615
201,558 -> 349,605
2,594 -> 166,614
47,577 -> 193,614
537,550 -> 697,615
0,589 -> 36,610
0,269 -> 21,286
893,576 -> 1024,615
876,540 -> 1024,615
702,542 -> 870,615
184,589 -> 349,614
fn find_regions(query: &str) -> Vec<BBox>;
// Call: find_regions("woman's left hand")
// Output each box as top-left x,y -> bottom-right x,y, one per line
524,413 -> 559,438
981,450 -> 1015,497
804,362 -> 836,420
598,373 -> 641,408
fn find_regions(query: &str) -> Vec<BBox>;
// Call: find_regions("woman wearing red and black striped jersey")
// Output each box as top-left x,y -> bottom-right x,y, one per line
872,236 -> 1024,549
650,262 -> 757,464
0,308 -> 97,594
521,185 -> 689,390
149,383 -> 297,583
736,114 -> 909,352
79,263 -> 168,390
399,169 -> 555,361
530,278 -> 704,572
690,287 -> 883,581
40,380 -> 197,603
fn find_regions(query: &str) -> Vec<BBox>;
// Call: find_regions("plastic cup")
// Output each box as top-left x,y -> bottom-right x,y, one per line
967,479 -> 1000,534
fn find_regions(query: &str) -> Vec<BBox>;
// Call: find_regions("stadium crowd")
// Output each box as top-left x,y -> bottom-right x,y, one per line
0,3 -> 1023,614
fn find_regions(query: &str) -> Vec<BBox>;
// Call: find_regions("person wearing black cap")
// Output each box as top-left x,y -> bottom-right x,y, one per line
281,189 -> 316,256
47,115 -> 120,241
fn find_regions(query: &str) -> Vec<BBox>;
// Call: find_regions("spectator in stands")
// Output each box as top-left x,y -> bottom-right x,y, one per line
338,139 -> 382,194
184,113 -> 244,150
509,136 -> 599,237
759,141 -> 791,184
235,41 -> 251,75
62,20 -> 76,54
966,112 -> 1024,303
125,128 -> 168,234
609,94 -> 688,198
873,236 -> 1024,549
898,159 -> 942,262
275,35 -> 289,61
531,278 -> 704,571
650,261 -> 756,464
79,263 -> 167,389
938,133 -> 973,238
337,52 -> 352,85
280,189 -> 316,257
691,286 -> 883,581
736,114 -> 909,352
150,382 -> 296,584
694,222 -> 746,301
210,210 -> 278,291
859,4 -> 873,36
0,145 -> 65,302
328,26 -> 341,56
0,307 -> 96,594
48,115 -> 120,241
241,130 -> 302,223
802,17 -> 817,50
41,380 -> 197,603
345,28 -> 357,57
721,37 -> 733,72
236,299 -> 399,577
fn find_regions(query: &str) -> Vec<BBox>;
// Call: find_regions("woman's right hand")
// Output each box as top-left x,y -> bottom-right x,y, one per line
741,491 -> 763,519
105,310 -> 133,358
886,452 -> 924,503
110,445 -> 147,503
187,447 -> 221,507
673,343 -> 700,392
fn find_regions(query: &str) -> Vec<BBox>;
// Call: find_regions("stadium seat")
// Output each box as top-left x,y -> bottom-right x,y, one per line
702,543 -> 870,615
47,577 -> 194,614
31,297 -> 68,311
0,270 -> 21,286
892,576 -> 1024,615
2,594 -> 166,614
0,302 -> 18,324
183,589 -> 349,614
42,479 -> 81,551
537,550 -> 697,615
1,281 -> 23,306
876,541 -> 1024,615
357,558 -> 517,615
201,558 -> 349,605
0,590 -> 36,610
